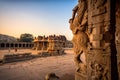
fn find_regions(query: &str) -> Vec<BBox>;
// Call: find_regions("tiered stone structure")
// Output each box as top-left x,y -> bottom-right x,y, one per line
69,0 -> 119,80
33,36 -> 48,50
47,35 -> 66,55
33,35 -> 67,54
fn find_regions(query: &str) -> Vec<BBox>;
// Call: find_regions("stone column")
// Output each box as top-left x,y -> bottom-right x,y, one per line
4,43 -> 6,48
116,0 -> 120,79
87,0 -> 112,80
0,43 -> 1,49
70,0 -> 118,80
21,43 -> 23,48
25,43 -> 27,48
28,44 -> 30,48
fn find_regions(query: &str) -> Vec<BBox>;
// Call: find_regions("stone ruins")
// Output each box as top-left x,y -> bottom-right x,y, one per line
69,0 -> 120,80
0,35 -> 73,63
33,35 -> 71,55
0,42 -> 33,49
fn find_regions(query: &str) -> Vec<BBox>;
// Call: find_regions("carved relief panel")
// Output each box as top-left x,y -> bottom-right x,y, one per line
87,0 -> 111,80
69,0 -> 116,80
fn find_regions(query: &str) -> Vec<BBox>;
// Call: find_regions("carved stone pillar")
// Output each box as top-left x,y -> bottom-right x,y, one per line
87,0 -> 112,80
116,0 -> 120,79
70,0 -> 118,80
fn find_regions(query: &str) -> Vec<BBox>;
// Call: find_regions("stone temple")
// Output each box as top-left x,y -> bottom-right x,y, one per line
0,0 -> 119,80
32,35 -> 71,55
69,0 -> 120,80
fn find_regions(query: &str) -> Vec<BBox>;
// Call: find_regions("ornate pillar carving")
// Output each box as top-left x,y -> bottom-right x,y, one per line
116,0 -> 120,79
69,0 -> 118,80
87,0 -> 112,80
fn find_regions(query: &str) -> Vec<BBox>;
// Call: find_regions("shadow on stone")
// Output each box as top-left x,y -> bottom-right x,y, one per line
61,74 -> 75,80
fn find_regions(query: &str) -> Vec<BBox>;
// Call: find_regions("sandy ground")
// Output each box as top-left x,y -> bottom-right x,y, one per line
0,48 -> 75,80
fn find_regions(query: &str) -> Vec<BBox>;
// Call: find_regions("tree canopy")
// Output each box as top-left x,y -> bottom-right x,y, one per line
20,33 -> 34,42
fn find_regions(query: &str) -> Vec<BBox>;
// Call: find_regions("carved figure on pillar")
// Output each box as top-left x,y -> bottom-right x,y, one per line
69,0 -> 115,79
69,0 -> 88,74
90,62 -> 108,80
69,0 -> 87,34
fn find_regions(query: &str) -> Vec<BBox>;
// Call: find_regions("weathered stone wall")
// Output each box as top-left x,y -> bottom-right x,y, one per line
116,0 -> 120,79
70,0 -> 119,80
87,0 -> 112,80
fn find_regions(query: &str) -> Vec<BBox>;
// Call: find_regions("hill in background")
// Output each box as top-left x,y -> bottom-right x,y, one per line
0,34 -> 17,43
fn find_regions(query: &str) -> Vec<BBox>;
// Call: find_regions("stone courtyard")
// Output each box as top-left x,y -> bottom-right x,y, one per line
0,49 -> 75,80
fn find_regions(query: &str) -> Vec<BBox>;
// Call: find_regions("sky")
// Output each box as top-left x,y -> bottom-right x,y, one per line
0,0 -> 77,40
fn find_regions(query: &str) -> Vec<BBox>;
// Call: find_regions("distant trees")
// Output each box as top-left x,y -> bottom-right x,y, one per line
19,33 -> 34,42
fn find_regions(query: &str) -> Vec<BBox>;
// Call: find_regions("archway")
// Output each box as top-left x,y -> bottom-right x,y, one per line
6,43 -> 10,47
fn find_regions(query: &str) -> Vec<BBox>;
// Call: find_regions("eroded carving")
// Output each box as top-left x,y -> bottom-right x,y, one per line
90,0 -> 106,9
74,51 -> 87,74
116,1 -> 120,79
90,61 -> 108,80
90,0 -> 107,17
70,0 -> 112,80
69,0 -> 88,75
93,34 -> 103,41
69,0 -> 87,34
